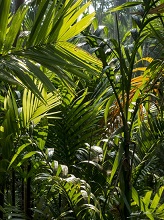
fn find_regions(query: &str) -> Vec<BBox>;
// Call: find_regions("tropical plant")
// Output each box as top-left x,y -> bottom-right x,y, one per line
46,87 -> 105,168
0,0 -> 103,218
0,79 -> 61,217
0,0 -> 102,98
81,0 -> 164,219
0,0 -> 164,219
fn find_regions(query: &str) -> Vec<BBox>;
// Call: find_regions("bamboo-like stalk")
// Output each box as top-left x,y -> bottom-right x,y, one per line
11,169 -> 15,206
0,183 -> 4,219
24,163 -> 32,219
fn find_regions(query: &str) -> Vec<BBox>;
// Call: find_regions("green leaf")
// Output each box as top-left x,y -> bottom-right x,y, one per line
34,118 -> 48,150
22,151 -> 38,160
59,12 -> 95,41
57,1 -> 95,41
21,80 -> 61,128
92,18 -> 98,31
8,142 -> 31,169
150,186 -> 164,210
0,0 -> 11,52
156,203 -> 164,215
17,151 -> 40,167
108,2 -> 142,13
56,164 -> 62,177
132,187 -> 145,212
56,42 -> 102,73
3,3 -> 29,53
0,69 -> 23,85
143,191 -> 152,211
24,59 -> 55,92
34,0 -> 56,45
0,205 -> 5,213
7,60 -> 45,102
104,98 -> 111,125
108,144 -> 123,184
28,0 -> 50,46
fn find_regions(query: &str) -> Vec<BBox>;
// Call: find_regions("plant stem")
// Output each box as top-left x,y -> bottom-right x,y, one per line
12,169 -> 15,206
0,183 -> 4,219
24,163 -> 32,219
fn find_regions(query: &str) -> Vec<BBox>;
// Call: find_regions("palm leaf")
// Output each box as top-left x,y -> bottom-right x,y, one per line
34,171 -> 101,219
3,3 -> 29,53
108,2 -> 142,13
132,186 -> 164,219
0,0 -> 102,99
47,88 -> 104,166
132,117 -> 164,185
0,0 -> 11,52
21,79 -> 61,128
0,79 -> 61,169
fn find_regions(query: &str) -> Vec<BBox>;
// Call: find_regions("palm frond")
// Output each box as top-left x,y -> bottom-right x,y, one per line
34,168 -> 101,219
0,0 -> 102,99
132,186 -> 164,219
47,88 -> 104,166
132,117 -> 164,187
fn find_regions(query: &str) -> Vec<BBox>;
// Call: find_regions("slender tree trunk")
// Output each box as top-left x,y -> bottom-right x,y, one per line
0,154 -> 5,219
21,177 -> 24,211
11,169 -> 16,206
123,140 -> 131,218
24,163 -> 32,219
24,179 -> 28,216
119,127 -> 131,219
113,1 -> 132,217
26,171 -> 31,218
0,183 -> 4,219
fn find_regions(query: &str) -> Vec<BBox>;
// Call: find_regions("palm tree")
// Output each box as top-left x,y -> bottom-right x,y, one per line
0,0 -> 164,219
0,0 -> 102,218
0,0 -> 102,98
81,0 -> 164,218
0,80 -> 61,218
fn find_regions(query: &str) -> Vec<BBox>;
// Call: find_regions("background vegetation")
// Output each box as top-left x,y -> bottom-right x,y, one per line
0,0 -> 163,219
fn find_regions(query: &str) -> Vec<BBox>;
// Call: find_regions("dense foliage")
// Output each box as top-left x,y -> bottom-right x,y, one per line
0,0 -> 164,219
